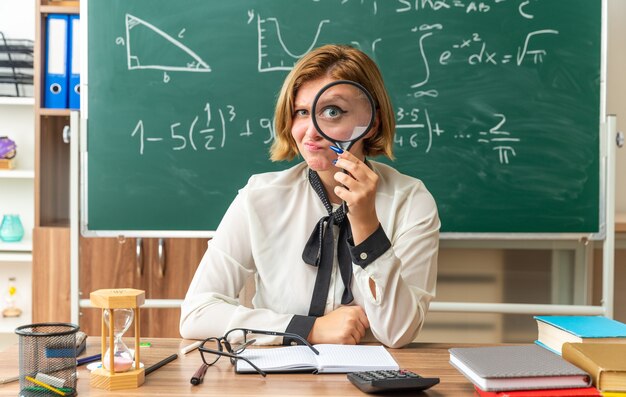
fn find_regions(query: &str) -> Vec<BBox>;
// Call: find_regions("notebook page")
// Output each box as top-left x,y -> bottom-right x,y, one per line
314,345 -> 399,373
236,346 -> 318,373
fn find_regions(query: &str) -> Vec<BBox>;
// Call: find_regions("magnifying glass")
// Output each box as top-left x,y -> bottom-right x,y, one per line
311,80 -> 376,214
311,80 -> 376,152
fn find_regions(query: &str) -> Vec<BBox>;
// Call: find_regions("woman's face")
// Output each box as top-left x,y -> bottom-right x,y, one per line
291,77 -> 366,172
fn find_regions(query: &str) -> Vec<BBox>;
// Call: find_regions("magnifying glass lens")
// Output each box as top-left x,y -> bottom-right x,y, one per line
312,81 -> 375,147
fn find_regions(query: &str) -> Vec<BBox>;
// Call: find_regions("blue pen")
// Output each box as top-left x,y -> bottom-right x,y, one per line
77,354 -> 101,366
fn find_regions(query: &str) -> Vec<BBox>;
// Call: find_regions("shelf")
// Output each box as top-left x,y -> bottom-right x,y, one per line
0,240 -> 32,252
0,97 -> 34,106
40,5 -> 79,14
0,252 -> 32,262
40,221 -> 70,229
0,170 -> 35,179
39,108 -> 71,117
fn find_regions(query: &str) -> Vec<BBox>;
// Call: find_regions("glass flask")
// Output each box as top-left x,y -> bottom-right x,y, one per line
103,308 -> 135,372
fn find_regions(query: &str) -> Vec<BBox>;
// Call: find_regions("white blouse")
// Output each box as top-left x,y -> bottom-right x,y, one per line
180,161 -> 440,348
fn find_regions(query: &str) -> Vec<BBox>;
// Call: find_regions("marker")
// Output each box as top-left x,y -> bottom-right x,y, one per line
35,373 -> 65,388
190,363 -> 209,385
145,353 -> 178,376
77,353 -> 101,366
179,340 -> 202,356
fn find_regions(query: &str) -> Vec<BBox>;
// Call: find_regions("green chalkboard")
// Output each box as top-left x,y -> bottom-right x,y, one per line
85,0 -> 602,234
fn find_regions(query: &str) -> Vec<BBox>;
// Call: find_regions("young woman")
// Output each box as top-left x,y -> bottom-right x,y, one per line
180,44 -> 439,348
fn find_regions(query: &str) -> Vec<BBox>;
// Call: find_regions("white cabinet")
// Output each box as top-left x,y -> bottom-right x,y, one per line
0,99 -> 34,334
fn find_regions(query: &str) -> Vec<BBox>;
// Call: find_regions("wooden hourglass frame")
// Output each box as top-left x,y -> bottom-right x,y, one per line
89,288 -> 146,390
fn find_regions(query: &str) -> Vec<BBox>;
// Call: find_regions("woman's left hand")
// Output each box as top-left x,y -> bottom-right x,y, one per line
334,151 -> 380,245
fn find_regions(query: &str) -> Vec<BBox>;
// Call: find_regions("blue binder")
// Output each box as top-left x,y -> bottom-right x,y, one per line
44,14 -> 69,109
68,15 -> 80,109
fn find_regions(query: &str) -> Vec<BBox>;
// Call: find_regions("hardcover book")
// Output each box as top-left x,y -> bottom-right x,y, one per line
535,316 -> 626,355
449,345 -> 591,392
562,343 -> 626,392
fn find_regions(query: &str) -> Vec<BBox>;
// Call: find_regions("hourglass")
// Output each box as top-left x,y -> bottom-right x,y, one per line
103,308 -> 134,372
90,289 -> 145,390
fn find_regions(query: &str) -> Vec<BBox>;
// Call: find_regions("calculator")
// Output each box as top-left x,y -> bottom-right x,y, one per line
347,369 -> 440,393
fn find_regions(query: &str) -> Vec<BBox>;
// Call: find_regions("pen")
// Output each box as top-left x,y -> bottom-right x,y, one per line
179,340 -> 202,356
25,376 -> 66,396
190,363 -> 209,386
77,353 -> 101,366
145,353 -> 178,376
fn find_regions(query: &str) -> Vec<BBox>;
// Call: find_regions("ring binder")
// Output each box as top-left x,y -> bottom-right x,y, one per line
68,15 -> 80,109
44,14 -> 69,108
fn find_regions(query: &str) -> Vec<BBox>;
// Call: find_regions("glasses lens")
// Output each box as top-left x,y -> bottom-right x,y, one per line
225,329 -> 254,354
313,82 -> 374,144
200,338 -> 222,366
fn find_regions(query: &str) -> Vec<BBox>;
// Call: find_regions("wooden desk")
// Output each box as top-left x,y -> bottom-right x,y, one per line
0,338 -> 476,396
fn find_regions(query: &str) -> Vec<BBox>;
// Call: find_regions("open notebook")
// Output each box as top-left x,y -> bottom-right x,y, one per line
235,344 -> 399,374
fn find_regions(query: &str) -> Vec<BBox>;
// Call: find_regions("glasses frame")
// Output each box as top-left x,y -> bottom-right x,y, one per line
198,328 -> 319,377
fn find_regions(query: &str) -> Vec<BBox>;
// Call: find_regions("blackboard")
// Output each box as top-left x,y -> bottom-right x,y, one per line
85,0 -> 602,235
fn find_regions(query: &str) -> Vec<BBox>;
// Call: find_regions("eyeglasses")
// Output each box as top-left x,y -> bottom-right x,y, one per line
198,328 -> 319,377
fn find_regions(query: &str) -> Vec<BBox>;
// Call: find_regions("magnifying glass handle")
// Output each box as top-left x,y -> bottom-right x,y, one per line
336,141 -> 353,152
333,141 -> 352,215
341,168 -> 349,215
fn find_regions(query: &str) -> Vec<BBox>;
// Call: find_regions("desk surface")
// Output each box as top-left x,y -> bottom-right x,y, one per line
0,338 -> 478,396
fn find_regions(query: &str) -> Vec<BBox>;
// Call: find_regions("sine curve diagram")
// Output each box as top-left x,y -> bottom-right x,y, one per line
125,14 -> 211,72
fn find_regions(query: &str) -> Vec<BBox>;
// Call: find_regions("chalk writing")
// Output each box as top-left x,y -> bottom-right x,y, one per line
120,1 -> 571,165
477,113 -> 520,164
130,101 -> 286,154
395,108 -> 443,154
132,102 -> 231,154
250,10 -> 329,72
395,0 -> 536,17
122,14 -> 211,74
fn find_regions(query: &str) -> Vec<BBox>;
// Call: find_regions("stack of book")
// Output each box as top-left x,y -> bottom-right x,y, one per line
533,315 -> 626,394
449,316 -> 626,395
449,345 -> 598,396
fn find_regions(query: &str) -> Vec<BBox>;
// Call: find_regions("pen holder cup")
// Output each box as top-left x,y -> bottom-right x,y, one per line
15,323 -> 79,397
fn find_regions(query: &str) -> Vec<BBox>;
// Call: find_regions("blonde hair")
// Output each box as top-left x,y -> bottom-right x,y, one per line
270,44 -> 395,161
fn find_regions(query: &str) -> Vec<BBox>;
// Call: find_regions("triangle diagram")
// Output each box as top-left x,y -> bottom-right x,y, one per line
125,14 -> 211,72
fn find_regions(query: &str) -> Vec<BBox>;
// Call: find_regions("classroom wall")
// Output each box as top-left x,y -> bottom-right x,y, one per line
608,0 -> 626,214
0,0 -> 35,40
0,1 -> 622,347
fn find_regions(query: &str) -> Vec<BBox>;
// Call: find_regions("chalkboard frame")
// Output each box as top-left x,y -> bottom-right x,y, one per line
80,0 -> 608,240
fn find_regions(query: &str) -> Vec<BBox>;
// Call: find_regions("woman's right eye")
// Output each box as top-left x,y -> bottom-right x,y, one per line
294,109 -> 309,117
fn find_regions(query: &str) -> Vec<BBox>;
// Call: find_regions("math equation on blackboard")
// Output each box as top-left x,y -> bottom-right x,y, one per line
112,0 -> 577,166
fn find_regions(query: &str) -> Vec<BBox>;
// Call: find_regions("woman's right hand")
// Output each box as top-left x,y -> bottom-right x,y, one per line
308,305 -> 370,345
